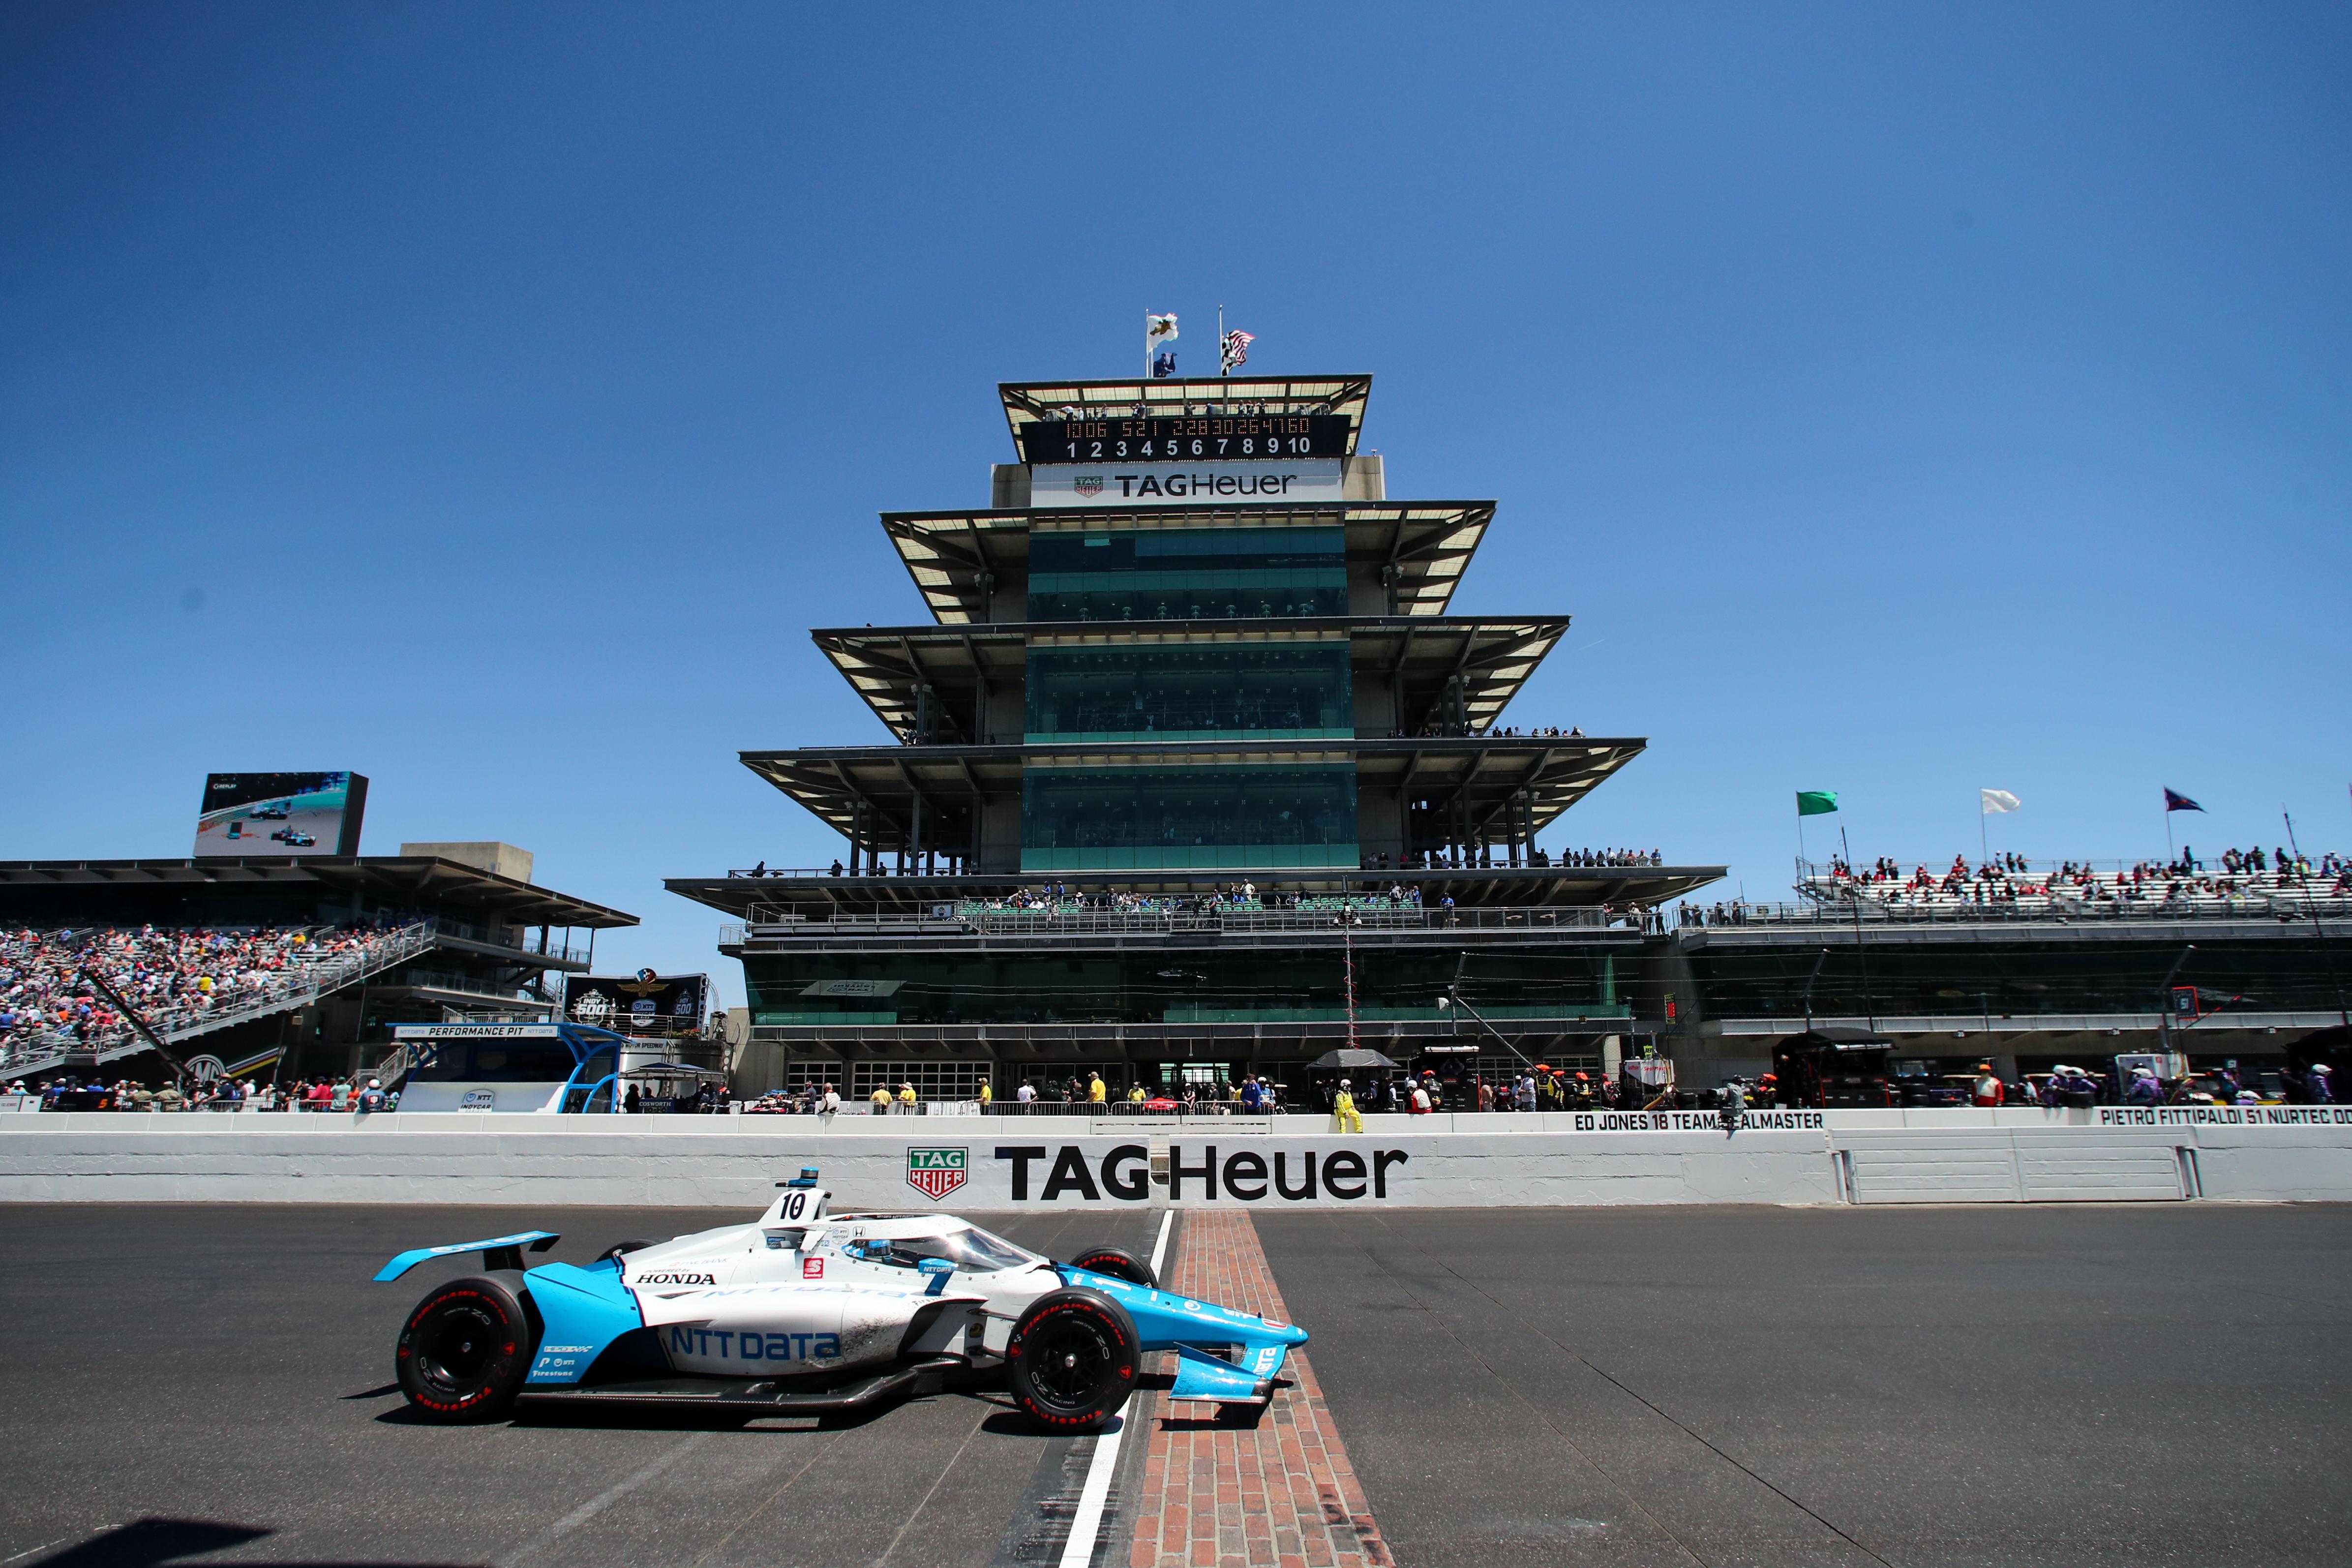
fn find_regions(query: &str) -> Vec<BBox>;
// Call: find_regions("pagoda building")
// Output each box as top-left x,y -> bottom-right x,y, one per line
671,373 -> 1724,1101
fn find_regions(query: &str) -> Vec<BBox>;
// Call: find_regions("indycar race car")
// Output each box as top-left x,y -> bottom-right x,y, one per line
375,1170 -> 1305,1430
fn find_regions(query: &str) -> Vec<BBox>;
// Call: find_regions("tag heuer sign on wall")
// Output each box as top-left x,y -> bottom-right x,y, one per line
906,1147 -> 969,1200
1029,458 -> 1344,508
566,970 -> 709,1035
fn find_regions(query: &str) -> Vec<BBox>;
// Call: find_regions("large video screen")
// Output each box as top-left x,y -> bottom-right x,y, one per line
193,772 -> 368,858
567,970 -> 709,1035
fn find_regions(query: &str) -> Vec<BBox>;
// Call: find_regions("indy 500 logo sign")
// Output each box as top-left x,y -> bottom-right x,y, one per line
906,1146 -> 969,1200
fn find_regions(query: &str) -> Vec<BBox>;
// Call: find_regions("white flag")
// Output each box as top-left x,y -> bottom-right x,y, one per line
1981,788 -> 2021,814
1146,313 -> 1178,344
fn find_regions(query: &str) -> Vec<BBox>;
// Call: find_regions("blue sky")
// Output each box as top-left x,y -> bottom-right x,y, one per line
4,3 -> 2347,1001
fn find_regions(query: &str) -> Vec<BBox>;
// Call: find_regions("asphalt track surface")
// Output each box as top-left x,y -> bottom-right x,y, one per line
3,1204 -> 2348,1568
0,1205 -> 1160,1568
1257,1204 -> 2352,1568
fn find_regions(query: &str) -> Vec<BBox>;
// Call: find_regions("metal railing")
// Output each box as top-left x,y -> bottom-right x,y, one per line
1683,895 -> 2352,929
739,905 -> 1623,940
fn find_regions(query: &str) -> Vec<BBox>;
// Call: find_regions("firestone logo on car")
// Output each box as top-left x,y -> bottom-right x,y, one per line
906,1146 -> 969,1200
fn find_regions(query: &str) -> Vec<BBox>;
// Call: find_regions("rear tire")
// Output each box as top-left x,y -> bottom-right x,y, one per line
1008,1288 -> 1139,1431
395,1275 -> 535,1422
1067,1244 -> 1155,1290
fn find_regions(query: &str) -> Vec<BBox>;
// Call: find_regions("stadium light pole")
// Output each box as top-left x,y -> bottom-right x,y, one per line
76,966 -> 188,1081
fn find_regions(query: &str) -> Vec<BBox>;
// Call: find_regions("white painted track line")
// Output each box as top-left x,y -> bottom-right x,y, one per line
1056,1208 -> 1174,1568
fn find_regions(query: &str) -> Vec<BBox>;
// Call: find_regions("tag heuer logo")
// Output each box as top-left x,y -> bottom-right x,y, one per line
1072,475 -> 1104,497
906,1146 -> 968,1200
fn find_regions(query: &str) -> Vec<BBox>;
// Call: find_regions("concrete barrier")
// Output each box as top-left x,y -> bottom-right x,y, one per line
3,1106 -> 2349,1207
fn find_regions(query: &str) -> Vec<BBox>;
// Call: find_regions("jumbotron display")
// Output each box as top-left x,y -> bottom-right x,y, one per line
1018,414 -> 1350,464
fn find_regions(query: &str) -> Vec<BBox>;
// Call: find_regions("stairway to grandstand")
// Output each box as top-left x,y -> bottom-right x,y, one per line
1,922 -> 438,1080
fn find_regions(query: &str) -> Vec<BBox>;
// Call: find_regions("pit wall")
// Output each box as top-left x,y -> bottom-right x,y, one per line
3,1106 -> 2349,1207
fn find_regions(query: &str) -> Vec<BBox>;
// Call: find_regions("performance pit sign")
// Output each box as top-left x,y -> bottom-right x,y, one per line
1030,458 -> 1342,508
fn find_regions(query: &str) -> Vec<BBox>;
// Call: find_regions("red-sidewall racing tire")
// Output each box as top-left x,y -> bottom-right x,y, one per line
1066,1244 -> 1156,1291
1008,1288 -> 1139,1431
395,1275 -> 537,1422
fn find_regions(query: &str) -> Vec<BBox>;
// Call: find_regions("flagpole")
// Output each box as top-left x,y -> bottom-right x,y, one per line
1979,793 -> 1988,869
1218,304 -> 1225,378
2166,792 -> 2174,864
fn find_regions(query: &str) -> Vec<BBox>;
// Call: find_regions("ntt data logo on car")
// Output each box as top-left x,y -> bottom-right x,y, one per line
906,1146 -> 969,1200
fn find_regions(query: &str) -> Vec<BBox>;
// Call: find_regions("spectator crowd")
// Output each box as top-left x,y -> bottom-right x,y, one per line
0,922 -> 423,1071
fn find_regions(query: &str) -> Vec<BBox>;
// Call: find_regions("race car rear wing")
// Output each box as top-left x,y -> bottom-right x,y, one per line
373,1230 -> 560,1281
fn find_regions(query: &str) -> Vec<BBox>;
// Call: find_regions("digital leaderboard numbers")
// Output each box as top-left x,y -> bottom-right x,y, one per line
1018,414 -> 1352,464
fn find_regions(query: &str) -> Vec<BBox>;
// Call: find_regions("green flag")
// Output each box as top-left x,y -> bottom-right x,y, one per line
1796,790 -> 1839,817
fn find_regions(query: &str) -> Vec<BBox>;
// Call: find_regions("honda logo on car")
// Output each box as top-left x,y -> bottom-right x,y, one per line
906,1146 -> 968,1200
993,1144 -> 1408,1203
631,1270 -> 716,1286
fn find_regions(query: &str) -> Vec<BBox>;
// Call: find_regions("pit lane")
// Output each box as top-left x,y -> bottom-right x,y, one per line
0,1204 -> 1160,1568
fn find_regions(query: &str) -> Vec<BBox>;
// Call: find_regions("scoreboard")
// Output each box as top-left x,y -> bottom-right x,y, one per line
1018,414 -> 1351,465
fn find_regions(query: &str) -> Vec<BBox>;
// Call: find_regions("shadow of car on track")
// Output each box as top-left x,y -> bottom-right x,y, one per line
22,1518 -> 480,1568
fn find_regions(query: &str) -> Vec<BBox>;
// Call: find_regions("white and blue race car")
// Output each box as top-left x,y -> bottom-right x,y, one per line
376,1169 -> 1305,1430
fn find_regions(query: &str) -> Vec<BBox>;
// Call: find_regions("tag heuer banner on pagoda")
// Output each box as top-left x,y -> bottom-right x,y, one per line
1030,458 -> 1343,508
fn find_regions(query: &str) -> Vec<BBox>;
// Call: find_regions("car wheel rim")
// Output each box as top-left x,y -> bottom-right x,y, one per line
420,1304 -> 499,1391
1029,1317 -> 1112,1410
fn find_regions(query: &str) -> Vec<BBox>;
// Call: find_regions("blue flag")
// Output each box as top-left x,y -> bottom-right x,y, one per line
2163,788 -> 2203,813
1151,350 -> 1177,379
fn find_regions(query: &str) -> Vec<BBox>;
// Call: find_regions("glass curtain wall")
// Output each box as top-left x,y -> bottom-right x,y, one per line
1025,637 -> 1353,741
744,949 -> 1623,1026
1021,763 -> 1358,870
1027,526 -> 1346,622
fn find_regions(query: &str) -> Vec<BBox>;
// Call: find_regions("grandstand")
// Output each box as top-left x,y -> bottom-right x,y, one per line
0,852 -> 635,1084
1772,853 -> 2352,924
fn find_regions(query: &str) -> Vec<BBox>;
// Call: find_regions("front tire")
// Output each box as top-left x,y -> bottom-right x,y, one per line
1067,1244 -> 1155,1290
1008,1288 -> 1139,1431
395,1275 -> 536,1422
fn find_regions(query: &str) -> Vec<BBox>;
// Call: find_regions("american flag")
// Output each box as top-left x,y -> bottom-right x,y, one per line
1220,329 -> 1254,372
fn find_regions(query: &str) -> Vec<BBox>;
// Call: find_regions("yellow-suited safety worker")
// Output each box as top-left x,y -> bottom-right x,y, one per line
978,1080 -> 992,1111
1331,1077 -> 1363,1134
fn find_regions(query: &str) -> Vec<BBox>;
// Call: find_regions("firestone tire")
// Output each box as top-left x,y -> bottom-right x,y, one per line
1068,1244 -> 1156,1291
395,1275 -> 536,1422
1008,1288 -> 1139,1432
